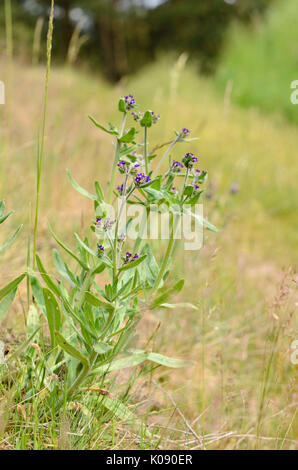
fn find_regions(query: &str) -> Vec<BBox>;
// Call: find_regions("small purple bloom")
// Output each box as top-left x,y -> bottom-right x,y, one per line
124,94 -> 136,111
117,184 -> 125,195
97,244 -> 104,256
182,152 -> 197,169
117,160 -> 130,174
171,160 -> 183,173
135,173 -> 151,186
180,128 -> 190,138
133,254 -> 139,259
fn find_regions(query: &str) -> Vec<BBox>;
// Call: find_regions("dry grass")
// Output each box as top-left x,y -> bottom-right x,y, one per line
0,57 -> 297,449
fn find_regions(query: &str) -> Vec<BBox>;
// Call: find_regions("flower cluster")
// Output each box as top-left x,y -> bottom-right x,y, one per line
96,217 -> 115,231
171,160 -> 184,173
135,173 -> 151,186
182,152 -> 197,169
124,252 -> 139,263
117,160 -> 140,175
97,243 -> 104,257
180,128 -> 190,138
132,110 -> 160,124
124,94 -> 136,111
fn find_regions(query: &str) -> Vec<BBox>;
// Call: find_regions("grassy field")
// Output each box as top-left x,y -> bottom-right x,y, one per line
0,56 -> 297,449
216,0 -> 298,125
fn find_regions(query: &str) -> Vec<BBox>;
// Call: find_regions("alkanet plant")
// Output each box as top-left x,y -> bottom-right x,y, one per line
1,95 -> 216,416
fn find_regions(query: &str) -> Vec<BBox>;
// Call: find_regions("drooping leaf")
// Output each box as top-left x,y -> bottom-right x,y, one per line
0,225 -> 22,254
0,288 -> 16,323
88,115 -> 119,136
36,254 -> 61,298
67,170 -> 97,201
55,331 -> 89,367
0,273 -> 25,302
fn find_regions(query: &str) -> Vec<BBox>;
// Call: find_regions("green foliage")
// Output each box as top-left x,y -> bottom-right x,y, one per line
216,0 -> 298,124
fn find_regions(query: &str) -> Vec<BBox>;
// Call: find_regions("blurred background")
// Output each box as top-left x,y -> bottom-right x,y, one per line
0,0 -> 297,449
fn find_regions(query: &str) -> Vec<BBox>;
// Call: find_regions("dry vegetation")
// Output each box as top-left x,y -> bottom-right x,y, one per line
0,57 -> 297,449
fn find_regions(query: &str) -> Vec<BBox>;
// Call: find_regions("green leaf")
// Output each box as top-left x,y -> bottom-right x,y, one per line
119,127 -> 136,143
74,233 -> 97,258
26,304 -> 40,339
43,288 -> 62,348
159,302 -> 198,310
67,170 -> 97,201
0,273 -> 25,302
36,254 -> 61,298
0,288 -> 16,323
55,331 -> 89,366
146,351 -> 192,368
0,210 -> 13,225
0,225 -> 22,254
53,250 -> 75,286
88,115 -> 119,136
119,254 -> 147,273
118,98 -> 126,113
94,181 -> 104,202
93,341 -> 112,354
183,207 -> 218,232
140,110 -> 152,128
85,291 -> 115,313
91,353 -> 149,374
102,396 -> 135,422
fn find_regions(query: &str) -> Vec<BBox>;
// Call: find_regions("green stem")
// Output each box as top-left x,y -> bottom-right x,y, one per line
152,214 -> 178,294
107,113 -> 127,204
66,350 -> 97,399
33,0 -> 54,269
144,126 -> 148,174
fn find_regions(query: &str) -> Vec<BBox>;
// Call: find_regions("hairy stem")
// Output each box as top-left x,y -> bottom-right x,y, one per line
107,113 -> 127,204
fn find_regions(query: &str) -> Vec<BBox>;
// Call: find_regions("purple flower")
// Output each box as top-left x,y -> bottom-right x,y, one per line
133,254 -> 139,259
171,160 -> 183,173
97,244 -> 104,256
135,173 -> 151,186
130,163 -> 140,174
151,111 -> 160,124
117,184 -> 125,195
182,152 -> 197,169
124,94 -> 136,111
117,160 -> 130,174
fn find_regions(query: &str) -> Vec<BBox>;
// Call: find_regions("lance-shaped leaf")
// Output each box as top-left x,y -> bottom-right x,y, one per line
0,273 -> 25,302
36,254 -> 61,298
88,115 -> 119,136
85,291 -> 115,314
0,225 -> 22,254
67,170 -> 97,201
0,288 -> 16,323
55,331 -> 89,367
48,224 -> 89,270
43,288 -> 62,348
119,254 -> 147,273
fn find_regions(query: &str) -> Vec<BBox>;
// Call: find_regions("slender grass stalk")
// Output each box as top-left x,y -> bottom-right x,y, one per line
107,113 -> 127,204
33,0 -> 54,269
32,17 -> 44,66
4,0 -> 13,146
4,0 -> 13,60
255,325 -> 281,449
